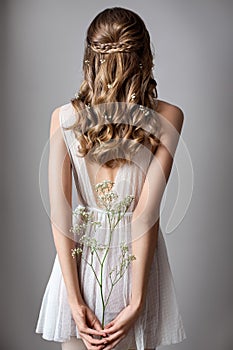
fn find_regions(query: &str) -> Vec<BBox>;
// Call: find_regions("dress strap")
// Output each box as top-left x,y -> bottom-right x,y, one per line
59,103 -> 85,204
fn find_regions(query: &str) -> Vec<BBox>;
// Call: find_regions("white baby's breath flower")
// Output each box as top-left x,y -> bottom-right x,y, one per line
69,179 -> 135,328
120,241 -> 129,253
71,247 -> 83,258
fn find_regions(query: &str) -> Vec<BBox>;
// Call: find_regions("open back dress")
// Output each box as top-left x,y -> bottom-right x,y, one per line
35,102 -> 187,349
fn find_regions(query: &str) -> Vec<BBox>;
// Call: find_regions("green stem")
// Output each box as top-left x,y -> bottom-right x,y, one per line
93,247 -> 102,265
81,256 -> 101,286
104,284 -> 114,310
99,211 -> 114,328
101,304 -> 105,329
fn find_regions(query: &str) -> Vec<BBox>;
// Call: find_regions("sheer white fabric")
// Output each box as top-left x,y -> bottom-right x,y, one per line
35,102 -> 187,349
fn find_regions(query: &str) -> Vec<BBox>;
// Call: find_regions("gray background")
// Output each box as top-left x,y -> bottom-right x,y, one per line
1,0 -> 233,349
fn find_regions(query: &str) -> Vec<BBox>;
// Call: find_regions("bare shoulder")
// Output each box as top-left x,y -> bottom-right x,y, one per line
156,99 -> 184,134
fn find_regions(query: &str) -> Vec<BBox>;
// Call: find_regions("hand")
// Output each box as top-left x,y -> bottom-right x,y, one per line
70,303 -> 108,349
102,303 -> 141,350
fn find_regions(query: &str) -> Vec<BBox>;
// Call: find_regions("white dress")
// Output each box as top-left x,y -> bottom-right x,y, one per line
35,102 -> 187,349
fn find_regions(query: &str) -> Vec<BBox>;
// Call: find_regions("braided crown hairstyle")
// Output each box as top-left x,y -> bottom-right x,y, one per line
66,7 -> 161,168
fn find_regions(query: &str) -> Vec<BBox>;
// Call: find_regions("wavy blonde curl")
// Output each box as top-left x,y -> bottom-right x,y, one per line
64,7 -> 161,168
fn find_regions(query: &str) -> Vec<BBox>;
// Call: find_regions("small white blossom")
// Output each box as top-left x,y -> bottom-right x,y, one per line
71,247 -> 83,258
69,179 -> 135,328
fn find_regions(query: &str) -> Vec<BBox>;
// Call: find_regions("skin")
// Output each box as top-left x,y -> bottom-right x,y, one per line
49,100 -> 184,350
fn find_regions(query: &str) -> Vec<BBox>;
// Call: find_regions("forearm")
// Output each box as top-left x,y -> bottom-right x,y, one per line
128,131 -> 176,309
49,109 -> 84,309
130,215 -> 159,310
51,224 -> 84,309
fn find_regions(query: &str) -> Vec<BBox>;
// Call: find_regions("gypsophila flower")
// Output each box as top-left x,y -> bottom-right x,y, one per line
104,114 -> 112,121
120,241 -> 129,253
130,93 -> 136,101
70,179 -> 136,329
69,223 -> 87,235
95,179 -> 114,192
75,91 -> 82,99
71,247 -> 83,258
139,105 -> 150,116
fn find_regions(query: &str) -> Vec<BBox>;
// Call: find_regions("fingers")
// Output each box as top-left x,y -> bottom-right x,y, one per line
102,325 -> 130,349
79,325 -> 107,338
92,318 -> 102,330
85,309 -> 107,335
90,316 -> 106,334
80,325 -> 126,350
83,338 -> 107,350
73,305 -> 108,348
80,332 -> 108,347
103,321 -> 114,329
79,321 -> 108,346
105,330 -> 125,343
103,333 -> 125,350
103,322 -> 121,335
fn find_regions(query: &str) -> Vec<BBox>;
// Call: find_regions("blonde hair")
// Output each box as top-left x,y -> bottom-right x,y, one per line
64,7 -> 161,168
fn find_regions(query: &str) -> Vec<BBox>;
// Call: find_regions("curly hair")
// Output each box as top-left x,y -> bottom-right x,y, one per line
64,7 -> 161,168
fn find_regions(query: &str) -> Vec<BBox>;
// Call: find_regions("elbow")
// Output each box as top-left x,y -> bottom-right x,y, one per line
131,208 -> 160,234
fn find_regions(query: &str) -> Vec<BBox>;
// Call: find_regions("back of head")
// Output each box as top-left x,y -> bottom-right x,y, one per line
69,7 -> 161,168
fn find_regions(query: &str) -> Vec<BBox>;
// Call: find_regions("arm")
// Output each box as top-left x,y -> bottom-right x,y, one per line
49,107 -> 83,307
103,105 -> 184,349
130,105 -> 184,309
48,107 -> 107,347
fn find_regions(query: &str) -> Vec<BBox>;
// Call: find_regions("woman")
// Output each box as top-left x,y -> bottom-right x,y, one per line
35,7 -> 187,350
